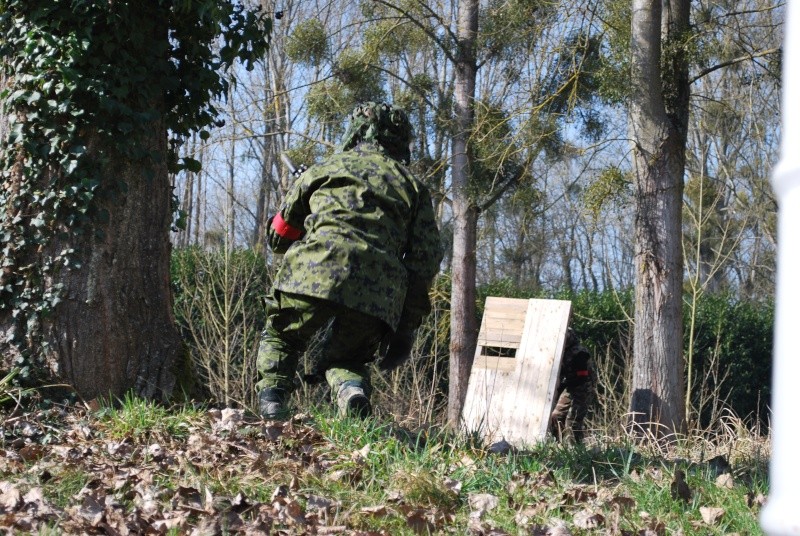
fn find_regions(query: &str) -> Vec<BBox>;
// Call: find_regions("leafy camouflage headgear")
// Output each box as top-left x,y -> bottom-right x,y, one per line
339,102 -> 413,164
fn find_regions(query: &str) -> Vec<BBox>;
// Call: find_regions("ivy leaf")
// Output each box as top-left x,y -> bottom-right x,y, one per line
8,89 -> 26,103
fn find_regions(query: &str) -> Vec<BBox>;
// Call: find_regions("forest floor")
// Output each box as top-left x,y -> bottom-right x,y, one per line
0,395 -> 769,535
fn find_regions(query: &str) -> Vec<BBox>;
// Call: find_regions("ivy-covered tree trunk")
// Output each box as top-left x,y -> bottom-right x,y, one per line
0,9 -> 180,401
628,0 -> 690,436
0,2 -> 268,401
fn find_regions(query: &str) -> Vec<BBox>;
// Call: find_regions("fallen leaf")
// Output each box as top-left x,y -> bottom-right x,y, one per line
573,508 -> 604,529
458,454 -> 478,470
543,519 -> 572,535
562,486 -> 595,505
84,398 -> 102,412
444,476 -> 462,494
747,492 -> 767,508
271,484 -> 289,501
219,408 -> 242,430
406,509 -> 434,534
535,470 -> 557,487
327,467 -> 362,483
22,487 -> 45,507
700,506 -> 725,525
76,495 -> 105,527
385,490 -> 403,502
263,423 -> 284,441
639,517 -> 666,536
716,473 -> 735,489
306,494 -> 338,513
18,444 -> 45,462
317,526 -> 349,534
515,502 -> 549,525
468,516 -> 511,535
352,443 -> 371,463
468,493 -> 500,516
173,485 -> 203,510
152,513 -> 187,531
189,515 -> 220,536
360,505 -> 388,516
283,498 -> 306,523
610,495 -> 636,511
0,481 -> 22,512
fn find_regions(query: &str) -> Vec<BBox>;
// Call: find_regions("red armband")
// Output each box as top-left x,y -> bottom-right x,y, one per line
271,212 -> 303,240
576,370 -> 589,377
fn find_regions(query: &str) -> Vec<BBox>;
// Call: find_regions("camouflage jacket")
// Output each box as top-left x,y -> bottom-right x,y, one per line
268,143 -> 442,330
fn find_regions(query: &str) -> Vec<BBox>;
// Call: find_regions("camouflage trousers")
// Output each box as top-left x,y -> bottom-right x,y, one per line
256,291 -> 388,401
549,381 -> 591,444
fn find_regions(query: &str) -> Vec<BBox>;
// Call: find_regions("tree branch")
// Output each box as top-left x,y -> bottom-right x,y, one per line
691,47 -> 780,84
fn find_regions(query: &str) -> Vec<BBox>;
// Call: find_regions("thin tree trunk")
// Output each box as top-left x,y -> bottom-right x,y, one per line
227,119 -> 237,246
448,0 -> 479,428
194,143 -> 205,246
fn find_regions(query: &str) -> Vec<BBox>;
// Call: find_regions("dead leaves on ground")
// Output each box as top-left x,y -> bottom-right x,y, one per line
0,406 -> 764,534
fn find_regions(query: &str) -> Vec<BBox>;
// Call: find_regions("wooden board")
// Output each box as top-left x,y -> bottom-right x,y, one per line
461,297 -> 572,446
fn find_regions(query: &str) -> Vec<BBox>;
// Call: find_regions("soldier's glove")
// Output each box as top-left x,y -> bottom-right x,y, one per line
378,327 -> 415,371
267,213 -> 303,254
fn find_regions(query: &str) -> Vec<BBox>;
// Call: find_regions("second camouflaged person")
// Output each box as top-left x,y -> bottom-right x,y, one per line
256,102 -> 442,419
549,328 -> 593,443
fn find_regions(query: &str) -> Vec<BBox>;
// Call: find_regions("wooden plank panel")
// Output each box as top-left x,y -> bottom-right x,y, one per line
501,299 -> 571,445
473,355 -> 517,372
461,297 -> 572,446
461,297 -> 529,438
478,331 -> 522,344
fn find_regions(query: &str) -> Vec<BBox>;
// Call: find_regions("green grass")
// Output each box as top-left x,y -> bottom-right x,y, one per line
41,468 -> 92,509
94,391 -> 204,440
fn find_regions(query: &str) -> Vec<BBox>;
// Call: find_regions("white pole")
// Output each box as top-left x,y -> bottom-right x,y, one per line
761,2 -> 800,534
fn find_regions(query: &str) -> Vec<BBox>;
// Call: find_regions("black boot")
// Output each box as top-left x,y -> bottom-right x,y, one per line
258,388 -> 288,420
336,381 -> 371,418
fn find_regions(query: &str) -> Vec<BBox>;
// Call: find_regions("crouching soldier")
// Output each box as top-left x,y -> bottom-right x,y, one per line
549,328 -> 593,443
256,102 -> 442,419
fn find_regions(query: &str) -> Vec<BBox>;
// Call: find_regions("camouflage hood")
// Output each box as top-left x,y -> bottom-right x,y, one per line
339,102 -> 413,164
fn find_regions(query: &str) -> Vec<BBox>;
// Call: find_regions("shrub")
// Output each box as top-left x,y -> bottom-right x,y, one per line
171,247 -> 270,408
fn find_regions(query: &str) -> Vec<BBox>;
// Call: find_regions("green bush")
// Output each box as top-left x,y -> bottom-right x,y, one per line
687,293 -> 773,427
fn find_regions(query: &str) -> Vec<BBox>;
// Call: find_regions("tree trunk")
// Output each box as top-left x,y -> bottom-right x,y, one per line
628,0 -> 690,436
0,7 -> 181,402
47,128 -> 182,400
448,0 -> 479,427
